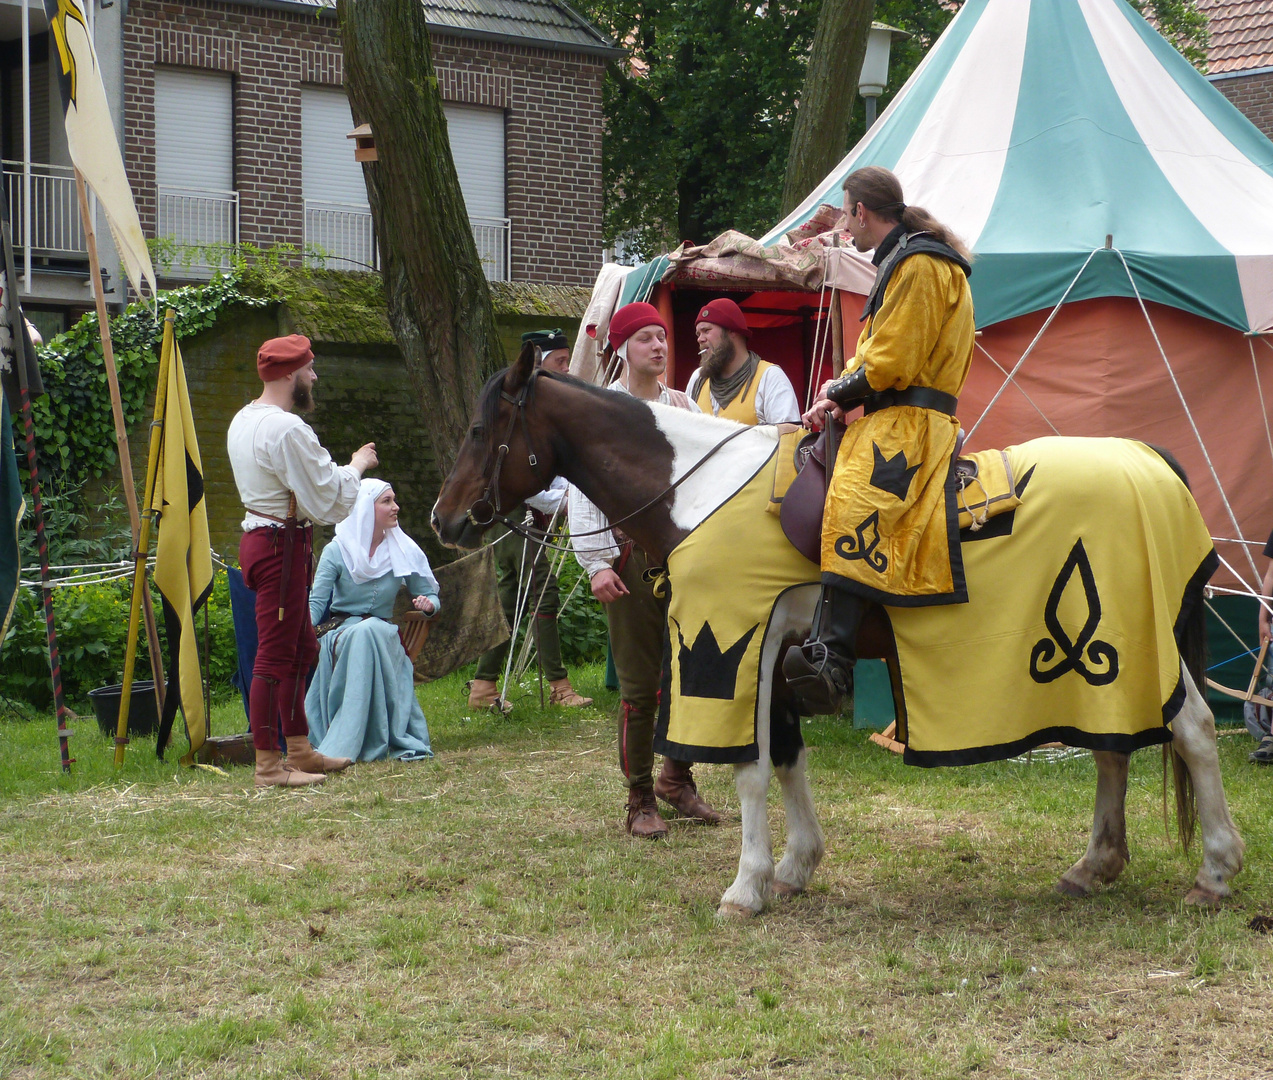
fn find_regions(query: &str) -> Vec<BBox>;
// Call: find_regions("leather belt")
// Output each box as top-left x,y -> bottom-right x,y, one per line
246,507 -> 312,527
865,386 -> 959,415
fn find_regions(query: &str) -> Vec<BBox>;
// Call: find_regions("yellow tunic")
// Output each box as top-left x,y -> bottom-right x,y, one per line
694,359 -> 775,426
821,251 -> 975,603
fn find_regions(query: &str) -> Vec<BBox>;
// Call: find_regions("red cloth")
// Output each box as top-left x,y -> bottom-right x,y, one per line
695,297 -> 751,338
240,525 -> 318,750
257,334 -> 314,382
608,302 -> 667,350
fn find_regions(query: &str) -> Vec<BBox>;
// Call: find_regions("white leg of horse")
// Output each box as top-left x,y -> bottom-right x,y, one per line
719,759 -> 773,917
772,749 -> 825,897
1056,750 -> 1129,898
1172,665 -> 1244,906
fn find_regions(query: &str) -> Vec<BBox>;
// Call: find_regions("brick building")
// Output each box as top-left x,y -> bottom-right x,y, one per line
1201,0 -> 1273,138
0,0 -> 617,338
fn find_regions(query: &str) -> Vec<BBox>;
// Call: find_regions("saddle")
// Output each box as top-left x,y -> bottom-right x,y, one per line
776,427 -> 1017,563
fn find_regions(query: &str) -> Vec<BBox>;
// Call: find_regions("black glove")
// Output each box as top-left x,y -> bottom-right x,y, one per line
825,367 -> 873,409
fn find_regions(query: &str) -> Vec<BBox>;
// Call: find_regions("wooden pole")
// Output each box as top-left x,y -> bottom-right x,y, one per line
74,170 -> 166,717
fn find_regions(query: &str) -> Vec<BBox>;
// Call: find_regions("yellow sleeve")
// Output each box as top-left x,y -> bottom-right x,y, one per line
853,255 -> 948,392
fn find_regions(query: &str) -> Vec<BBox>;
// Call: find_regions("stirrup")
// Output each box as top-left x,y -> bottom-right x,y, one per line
782,641 -> 853,716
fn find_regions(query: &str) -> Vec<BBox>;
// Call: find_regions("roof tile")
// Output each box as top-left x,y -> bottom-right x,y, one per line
1198,0 -> 1273,74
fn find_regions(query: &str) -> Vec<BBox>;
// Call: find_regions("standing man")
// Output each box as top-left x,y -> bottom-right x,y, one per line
468,330 -> 593,712
570,302 -> 722,838
687,297 -> 800,425
228,334 -> 378,787
783,166 -> 975,715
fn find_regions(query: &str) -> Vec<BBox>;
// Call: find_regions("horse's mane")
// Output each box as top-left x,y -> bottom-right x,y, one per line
475,364 -> 647,437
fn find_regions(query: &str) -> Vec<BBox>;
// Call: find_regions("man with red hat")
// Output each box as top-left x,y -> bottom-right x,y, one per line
228,334 -> 378,788
687,297 -> 800,426
569,301 -> 722,838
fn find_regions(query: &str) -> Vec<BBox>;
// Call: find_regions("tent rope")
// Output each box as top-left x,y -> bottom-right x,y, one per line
804,278 -> 832,413
1250,335 -> 1273,467
973,340 -> 1061,437
1109,247 -> 1260,584
966,247 -> 1103,441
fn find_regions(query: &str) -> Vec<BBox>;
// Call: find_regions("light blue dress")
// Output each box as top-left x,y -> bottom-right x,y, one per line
305,543 -> 440,761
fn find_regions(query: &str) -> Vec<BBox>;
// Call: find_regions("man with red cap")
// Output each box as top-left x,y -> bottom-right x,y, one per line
569,302 -> 722,838
687,297 -> 800,426
228,334 -> 378,787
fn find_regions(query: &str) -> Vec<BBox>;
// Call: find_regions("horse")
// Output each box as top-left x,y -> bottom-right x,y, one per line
431,347 -> 1244,917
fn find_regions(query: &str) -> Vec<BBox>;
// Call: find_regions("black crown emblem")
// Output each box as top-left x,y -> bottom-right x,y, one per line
673,618 -> 758,700
870,442 -> 922,500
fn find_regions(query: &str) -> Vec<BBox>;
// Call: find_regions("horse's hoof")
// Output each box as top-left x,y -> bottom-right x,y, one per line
717,901 -> 760,919
771,881 -> 803,899
1184,885 -> 1225,909
1055,876 -> 1091,899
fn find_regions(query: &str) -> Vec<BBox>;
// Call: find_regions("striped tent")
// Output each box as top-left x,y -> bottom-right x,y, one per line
763,0 -> 1273,336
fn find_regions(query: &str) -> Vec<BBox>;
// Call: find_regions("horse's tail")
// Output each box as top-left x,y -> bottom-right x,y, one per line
1149,442 -> 1201,852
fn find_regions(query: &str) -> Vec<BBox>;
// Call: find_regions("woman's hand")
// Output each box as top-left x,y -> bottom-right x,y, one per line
413,595 -> 436,616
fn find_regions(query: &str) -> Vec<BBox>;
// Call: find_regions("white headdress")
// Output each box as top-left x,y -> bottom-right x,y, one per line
334,479 -> 434,586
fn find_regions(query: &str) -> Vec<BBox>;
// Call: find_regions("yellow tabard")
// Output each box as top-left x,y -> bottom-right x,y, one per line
886,437 -> 1216,765
695,359 -> 775,425
656,445 -> 820,763
821,406 -> 962,603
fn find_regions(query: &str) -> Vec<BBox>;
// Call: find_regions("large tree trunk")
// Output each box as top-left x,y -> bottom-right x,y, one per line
779,0 -> 876,219
337,0 -> 503,475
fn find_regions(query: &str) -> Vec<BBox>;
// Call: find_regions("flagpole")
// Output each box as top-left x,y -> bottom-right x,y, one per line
115,311 -> 173,766
2,223 -> 71,772
73,169 -> 167,721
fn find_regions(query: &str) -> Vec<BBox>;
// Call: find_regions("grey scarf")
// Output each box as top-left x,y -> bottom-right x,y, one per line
708,351 -> 760,411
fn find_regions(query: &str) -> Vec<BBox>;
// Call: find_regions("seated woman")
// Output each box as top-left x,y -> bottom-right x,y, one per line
306,479 -> 440,762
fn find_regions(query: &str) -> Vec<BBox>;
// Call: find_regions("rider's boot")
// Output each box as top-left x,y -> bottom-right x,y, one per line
782,584 -> 867,715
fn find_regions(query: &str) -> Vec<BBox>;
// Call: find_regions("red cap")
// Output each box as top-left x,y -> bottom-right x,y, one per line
695,297 -> 751,338
257,334 -> 314,381
607,302 -> 667,350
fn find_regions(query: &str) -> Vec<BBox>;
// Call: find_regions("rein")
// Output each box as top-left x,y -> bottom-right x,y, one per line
465,370 -> 757,554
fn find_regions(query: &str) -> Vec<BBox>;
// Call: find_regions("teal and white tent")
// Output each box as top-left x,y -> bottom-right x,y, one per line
763,0 -> 1273,335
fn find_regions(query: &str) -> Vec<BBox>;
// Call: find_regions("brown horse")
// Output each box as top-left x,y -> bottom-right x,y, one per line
432,347 -> 1244,917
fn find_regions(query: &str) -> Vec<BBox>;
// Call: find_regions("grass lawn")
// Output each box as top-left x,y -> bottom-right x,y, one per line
0,664 -> 1270,1079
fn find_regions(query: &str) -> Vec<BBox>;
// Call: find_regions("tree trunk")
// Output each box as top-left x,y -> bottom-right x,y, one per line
779,0 -> 876,219
337,0 -> 503,475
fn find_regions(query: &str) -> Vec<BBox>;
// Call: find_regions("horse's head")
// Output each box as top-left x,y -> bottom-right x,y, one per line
432,342 -> 557,549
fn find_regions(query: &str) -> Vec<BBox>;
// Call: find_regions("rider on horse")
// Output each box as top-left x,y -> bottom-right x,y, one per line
783,166 -> 976,716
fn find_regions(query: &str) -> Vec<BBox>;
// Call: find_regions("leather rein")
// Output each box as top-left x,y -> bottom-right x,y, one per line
464,369 -> 756,554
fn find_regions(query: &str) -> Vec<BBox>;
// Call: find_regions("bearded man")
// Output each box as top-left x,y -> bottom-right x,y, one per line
782,166 -> 975,716
228,334 -> 378,787
686,297 -> 800,425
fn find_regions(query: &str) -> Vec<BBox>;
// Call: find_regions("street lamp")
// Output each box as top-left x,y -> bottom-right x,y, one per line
859,22 -> 908,129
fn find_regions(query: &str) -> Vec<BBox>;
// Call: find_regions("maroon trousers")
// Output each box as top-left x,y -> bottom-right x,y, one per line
240,525 -> 317,751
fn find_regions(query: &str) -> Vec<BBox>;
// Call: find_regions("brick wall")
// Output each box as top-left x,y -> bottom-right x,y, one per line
123,0 -> 605,286
1212,70 -> 1273,140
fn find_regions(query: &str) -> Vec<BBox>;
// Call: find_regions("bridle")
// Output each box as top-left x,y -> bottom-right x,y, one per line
463,368 -> 758,553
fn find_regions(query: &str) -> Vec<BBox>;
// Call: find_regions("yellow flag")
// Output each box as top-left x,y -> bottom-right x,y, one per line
152,330 -> 213,762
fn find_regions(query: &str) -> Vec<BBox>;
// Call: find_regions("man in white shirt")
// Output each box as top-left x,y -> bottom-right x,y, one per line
569,302 -> 721,838
685,297 -> 800,425
228,334 -> 377,788
469,330 -> 593,712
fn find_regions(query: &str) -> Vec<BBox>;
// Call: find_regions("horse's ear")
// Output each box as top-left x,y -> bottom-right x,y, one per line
505,340 -> 537,395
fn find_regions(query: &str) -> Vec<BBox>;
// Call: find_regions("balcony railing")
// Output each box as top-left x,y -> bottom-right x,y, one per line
471,216 -> 511,282
156,185 -> 238,276
304,200 -> 378,271
2,160 -> 86,259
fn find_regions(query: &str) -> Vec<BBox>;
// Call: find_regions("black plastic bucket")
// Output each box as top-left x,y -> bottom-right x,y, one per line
89,682 -> 161,738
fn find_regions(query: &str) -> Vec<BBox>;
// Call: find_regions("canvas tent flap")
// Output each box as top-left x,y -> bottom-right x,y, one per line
763,0 -> 1273,334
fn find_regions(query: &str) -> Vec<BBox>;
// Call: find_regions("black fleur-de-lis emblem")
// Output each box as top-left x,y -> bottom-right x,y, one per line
870,442 -> 922,500
834,511 -> 888,573
1029,539 -> 1119,686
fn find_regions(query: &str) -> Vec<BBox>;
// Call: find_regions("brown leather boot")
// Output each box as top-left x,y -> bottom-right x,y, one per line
655,758 -> 722,824
285,735 -> 352,774
625,785 -> 669,839
255,748 -> 325,788
548,678 -> 593,707
467,679 -> 513,714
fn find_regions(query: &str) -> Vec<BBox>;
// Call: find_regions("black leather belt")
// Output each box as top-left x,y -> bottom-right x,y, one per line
865,386 -> 959,415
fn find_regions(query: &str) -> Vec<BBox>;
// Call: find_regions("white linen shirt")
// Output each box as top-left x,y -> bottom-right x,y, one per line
227,402 -> 361,530
685,363 -> 801,424
568,381 -> 699,579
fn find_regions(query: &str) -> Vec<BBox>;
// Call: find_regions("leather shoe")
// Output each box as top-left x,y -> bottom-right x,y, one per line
655,759 -> 721,824
285,735 -> 352,773
1250,735 -> 1273,764
782,641 -> 853,715
625,785 -> 669,839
